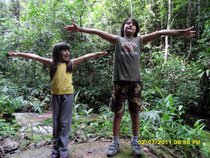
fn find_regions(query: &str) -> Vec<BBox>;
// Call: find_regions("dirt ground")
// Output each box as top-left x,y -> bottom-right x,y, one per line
6,139 -> 183,158
6,140 -> 137,158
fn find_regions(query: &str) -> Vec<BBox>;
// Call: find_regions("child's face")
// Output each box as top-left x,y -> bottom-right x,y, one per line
60,49 -> 70,62
124,19 -> 136,37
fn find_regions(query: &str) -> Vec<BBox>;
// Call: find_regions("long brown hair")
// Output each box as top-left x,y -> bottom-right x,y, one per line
50,42 -> 72,80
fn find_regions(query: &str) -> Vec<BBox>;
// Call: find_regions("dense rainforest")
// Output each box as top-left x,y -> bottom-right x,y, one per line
0,0 -> 209,157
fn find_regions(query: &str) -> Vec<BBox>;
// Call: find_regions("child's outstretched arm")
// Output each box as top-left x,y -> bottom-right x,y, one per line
141,26 -> 196,44
8,52 -> 52,66
72,50 -> 108,67
65,23 -> 117,44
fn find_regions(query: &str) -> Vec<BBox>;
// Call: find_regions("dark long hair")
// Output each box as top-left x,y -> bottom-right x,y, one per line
120,18 -> 139,37
50,42 -> 72,80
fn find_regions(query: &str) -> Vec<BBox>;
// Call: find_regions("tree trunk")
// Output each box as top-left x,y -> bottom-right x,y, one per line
198,0 -> 201,38
11,0 -> 20,21
159,0 -> 164,45
164,0 -> 171,63
160,0 -> 164,30
187,0 -> 192,59
79,7 -> 86,36
130,0 -> 133,18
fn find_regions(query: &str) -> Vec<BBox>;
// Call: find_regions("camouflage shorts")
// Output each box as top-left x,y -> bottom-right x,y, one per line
110,81 -> 143,113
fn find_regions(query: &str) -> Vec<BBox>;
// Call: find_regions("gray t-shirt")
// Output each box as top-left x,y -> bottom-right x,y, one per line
113,36 -> 142,81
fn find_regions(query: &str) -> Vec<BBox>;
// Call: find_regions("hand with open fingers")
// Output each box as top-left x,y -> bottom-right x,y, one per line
183,26 -> 196,38
8,51 -> 18,57
65,22 -> 79,33
99,50 -> 108,56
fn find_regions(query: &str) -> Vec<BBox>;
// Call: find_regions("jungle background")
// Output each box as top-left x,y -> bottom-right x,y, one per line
0,0 -> 209,157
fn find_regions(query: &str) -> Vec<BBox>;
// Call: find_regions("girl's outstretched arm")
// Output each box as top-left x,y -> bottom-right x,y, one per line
141,26 -> 196,44
65,23 -> 117,44
8,52 -> 52,66
72,50 -> 108,67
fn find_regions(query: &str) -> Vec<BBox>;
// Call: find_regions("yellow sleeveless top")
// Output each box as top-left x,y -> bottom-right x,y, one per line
51,63 -> 74,95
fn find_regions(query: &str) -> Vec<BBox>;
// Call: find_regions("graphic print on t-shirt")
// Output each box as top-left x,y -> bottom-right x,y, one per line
122,41 -> 138,56
124,44 -> 134,52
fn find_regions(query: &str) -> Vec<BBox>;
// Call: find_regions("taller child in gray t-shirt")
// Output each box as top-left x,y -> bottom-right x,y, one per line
65,18 -> 195,157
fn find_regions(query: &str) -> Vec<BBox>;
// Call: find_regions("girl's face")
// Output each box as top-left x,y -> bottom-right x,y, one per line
124,19 -> 136,37
60,49 -> 70,62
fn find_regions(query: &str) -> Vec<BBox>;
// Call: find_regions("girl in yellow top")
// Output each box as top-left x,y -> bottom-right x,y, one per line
8,42 -> 108,158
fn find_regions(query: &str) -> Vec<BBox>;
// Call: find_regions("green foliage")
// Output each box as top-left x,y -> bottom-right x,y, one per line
0,89 -> 206,156
195,20 -> 210,111
72,89 -> 205,140
70,46 -> 113,112
142,54 -> 200,111
0,1 -> 209,156
0,76 -> 24,113
70,94 -> 113,139
0,93 -> 23,114
199,130 -> 210,156
68,89 -> 206,156
1,0 -> 208,114
0,119 -> 21,136
140,87 -> 206,154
